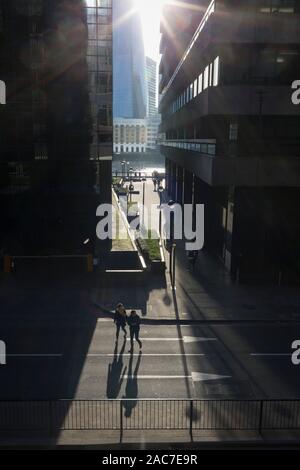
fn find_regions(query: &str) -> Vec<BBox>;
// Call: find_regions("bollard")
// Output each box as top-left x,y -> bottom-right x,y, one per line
4,255 -> 12,273
87,254 -> 93,273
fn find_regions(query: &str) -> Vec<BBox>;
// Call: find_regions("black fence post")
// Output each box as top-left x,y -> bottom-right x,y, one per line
190,400 -> 194,441
48,401 -> 53,435
120,400 -> 123,443
259,400 -> 264,435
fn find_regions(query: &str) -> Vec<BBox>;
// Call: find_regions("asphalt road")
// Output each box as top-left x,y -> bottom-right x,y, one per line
1,320 -> 300,400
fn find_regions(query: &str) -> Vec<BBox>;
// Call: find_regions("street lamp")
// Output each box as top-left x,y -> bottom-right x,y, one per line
142,178 -> 147,226
171,242 -> 177,290
121,161 -> 125,178
158,183 -> 164,206
167,200 -> 176,290
158,184 -> 164,237
129,181 -> 134,203
121,161 -> 130,179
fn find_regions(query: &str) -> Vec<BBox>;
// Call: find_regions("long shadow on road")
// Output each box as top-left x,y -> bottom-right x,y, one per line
106,338 -> 127,399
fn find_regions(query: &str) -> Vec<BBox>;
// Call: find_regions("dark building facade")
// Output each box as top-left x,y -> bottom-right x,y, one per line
160,0 -> 300,283
0,0 -> 112,258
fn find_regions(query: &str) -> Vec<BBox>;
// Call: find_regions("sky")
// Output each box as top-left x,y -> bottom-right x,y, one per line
133,0 -> 166,62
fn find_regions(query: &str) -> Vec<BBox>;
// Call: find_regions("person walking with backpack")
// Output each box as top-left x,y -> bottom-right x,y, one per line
127,310 -> 142,353
114,303 -> 127,340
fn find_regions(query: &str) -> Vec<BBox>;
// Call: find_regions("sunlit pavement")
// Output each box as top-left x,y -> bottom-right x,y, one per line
1,180 -> 300,402
1,316 -> 300,400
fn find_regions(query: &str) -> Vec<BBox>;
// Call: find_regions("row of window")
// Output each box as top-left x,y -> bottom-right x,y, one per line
86,0 -> 112,7
87,55 -> 112,69
170,57 -> 220,115
87,24 -> 111,40
86,8 -> 112,24
258,0 -> 296,13
114,147 -> 146,153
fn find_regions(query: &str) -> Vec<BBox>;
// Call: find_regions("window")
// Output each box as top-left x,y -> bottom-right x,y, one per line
190,83 -> 193,101
213,56 -> 220,86
255,48 -> 299,81
198,73 -> 203,94
259,0 -> 295,13
204,66 -> 209,89
194,78 -> 198,98
229,123 -> 238,141
209,63 -> 213,86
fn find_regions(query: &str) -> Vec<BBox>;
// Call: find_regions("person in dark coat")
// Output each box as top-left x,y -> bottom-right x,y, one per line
127,310 -> 142,352
114,303 -> 127,340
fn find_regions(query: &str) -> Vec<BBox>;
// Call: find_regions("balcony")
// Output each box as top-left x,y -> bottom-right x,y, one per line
161,142 -> 300,188
161,139 -> 216,156
161,85 -> 300,133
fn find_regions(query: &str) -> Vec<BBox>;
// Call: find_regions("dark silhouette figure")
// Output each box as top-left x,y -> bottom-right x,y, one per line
106,337 -> 127,398
127,310 -> 142,352
114,303 -> 127,339
122,351 -> 142,417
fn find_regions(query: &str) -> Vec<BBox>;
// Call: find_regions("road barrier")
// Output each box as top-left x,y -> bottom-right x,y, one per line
0,399 -> 299,435
2,254 -> 94,274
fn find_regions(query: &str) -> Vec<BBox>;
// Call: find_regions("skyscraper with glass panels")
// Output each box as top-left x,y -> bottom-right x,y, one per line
112,0 -> 147,119
0,0 -> 112,262
86,0 -> 112,204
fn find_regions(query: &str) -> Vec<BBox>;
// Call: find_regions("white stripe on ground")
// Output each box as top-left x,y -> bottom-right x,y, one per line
126,337 -> 217,343
86,353 -> 206,357
123,373 -> 231,382
250,353 -> 291,357
7,354 -> 63,357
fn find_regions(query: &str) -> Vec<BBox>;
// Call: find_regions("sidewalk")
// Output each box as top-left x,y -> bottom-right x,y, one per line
93,180 -> 300,324
1,429 -> 300,448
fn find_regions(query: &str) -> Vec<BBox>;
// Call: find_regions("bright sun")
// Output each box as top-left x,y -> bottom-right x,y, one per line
133,0 -> 167,60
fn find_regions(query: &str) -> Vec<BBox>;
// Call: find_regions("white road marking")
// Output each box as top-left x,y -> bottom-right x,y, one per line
123,372 -> 231,382
191,372 -> 231,382
7,354 -> 63,357
86,353 -> 206,357
127,336 -> 217,343
250,353 -> 291,357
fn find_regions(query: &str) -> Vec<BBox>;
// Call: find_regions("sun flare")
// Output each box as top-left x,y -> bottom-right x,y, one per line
133,0 -> 168,60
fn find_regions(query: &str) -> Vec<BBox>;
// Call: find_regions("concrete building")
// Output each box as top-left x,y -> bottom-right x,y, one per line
160,0 -> 300,284
113,118 -> 147,154
0,0 -> 112,258
146,57 -> 157,117
145,57 -> 161,151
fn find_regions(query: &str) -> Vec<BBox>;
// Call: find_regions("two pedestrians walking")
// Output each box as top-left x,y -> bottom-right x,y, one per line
114,304 -> 142,352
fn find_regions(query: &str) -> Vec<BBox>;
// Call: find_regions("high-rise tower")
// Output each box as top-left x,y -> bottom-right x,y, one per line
113,0 -> 147,119
0,0 -> 112,261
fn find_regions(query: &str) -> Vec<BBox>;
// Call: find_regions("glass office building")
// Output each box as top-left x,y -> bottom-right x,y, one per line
0,0 -> 112,259
113,0 -> 147,119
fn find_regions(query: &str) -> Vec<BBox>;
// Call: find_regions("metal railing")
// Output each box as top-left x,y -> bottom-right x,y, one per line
161,0 -> 215,100
0,399 -> 299,435
161,140 -> 216,156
